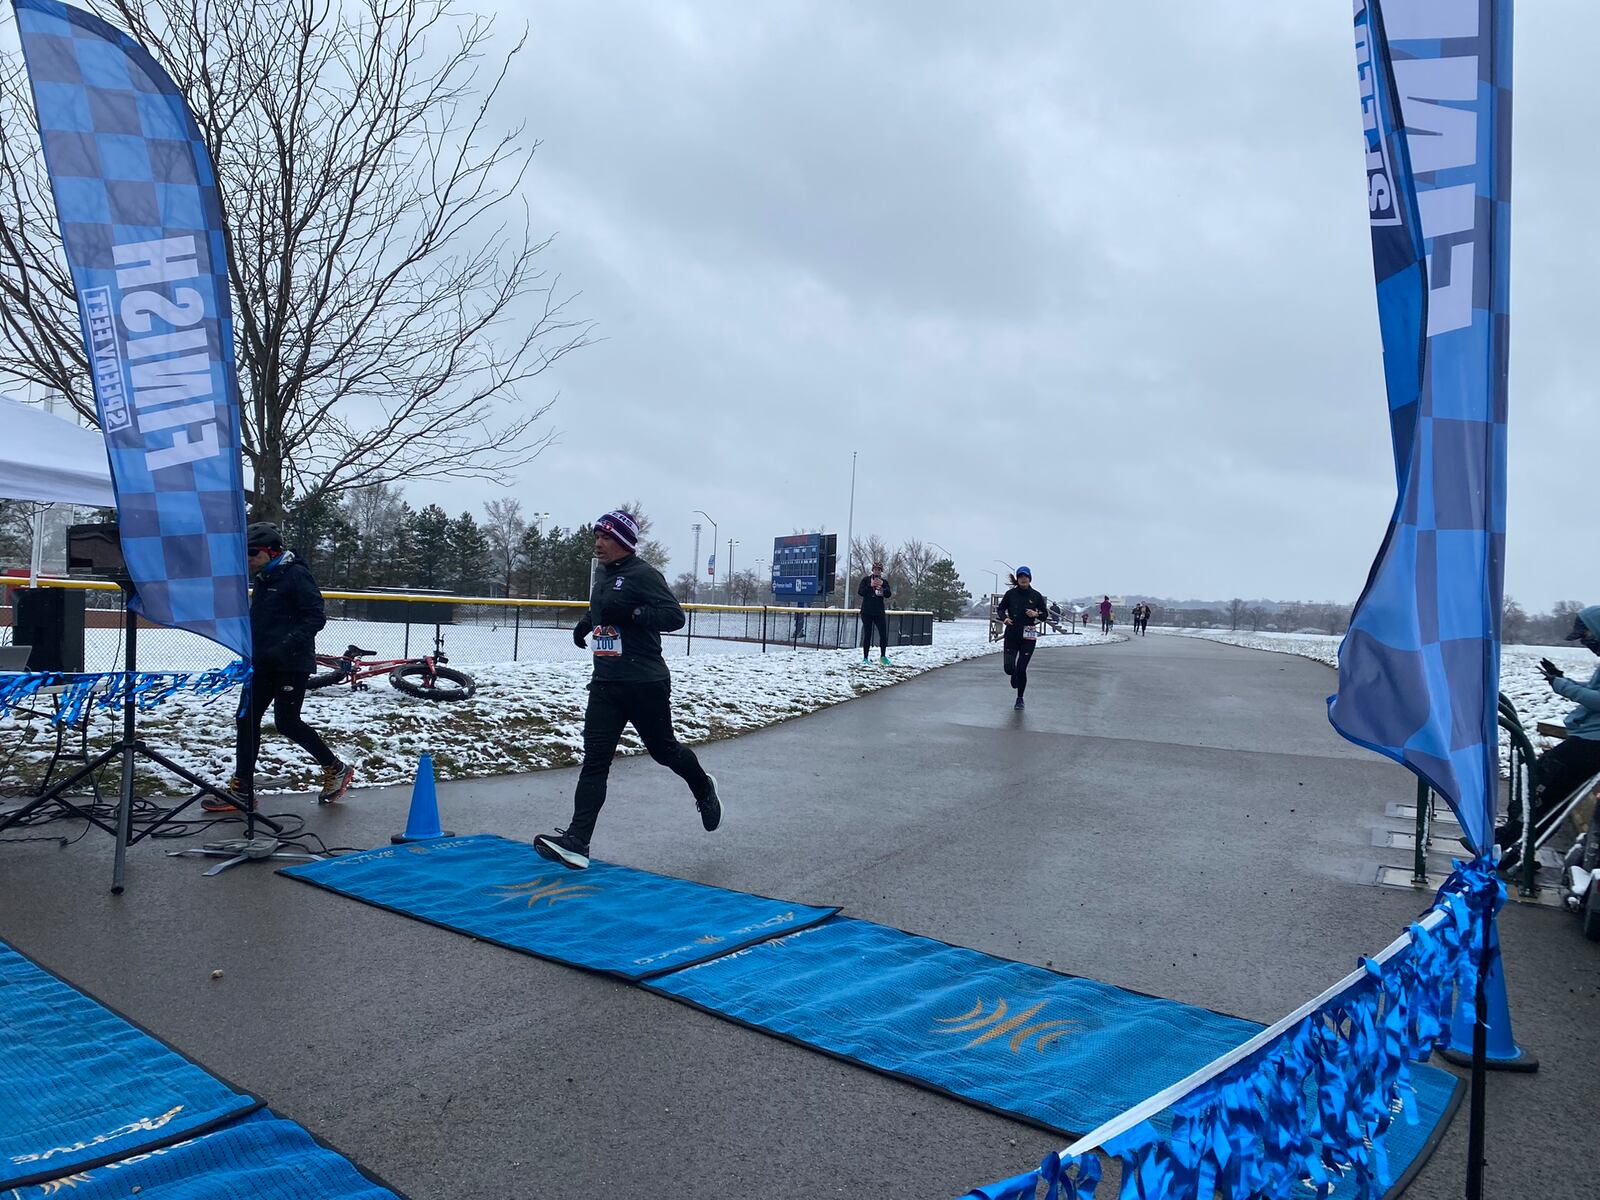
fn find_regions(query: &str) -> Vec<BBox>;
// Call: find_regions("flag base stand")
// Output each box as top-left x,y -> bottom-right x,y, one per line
166,835 -> 320,876
0,590 -> 281,892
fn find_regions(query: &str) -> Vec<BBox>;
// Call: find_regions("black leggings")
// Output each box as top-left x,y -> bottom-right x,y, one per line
568,680 -> 711,844
1003,640 -> 1037,696
236,671 -> 338,784
861,613 -> 888,657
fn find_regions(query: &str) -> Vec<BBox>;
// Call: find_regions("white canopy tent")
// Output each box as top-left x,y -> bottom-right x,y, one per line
0,395 -> 114,507
0,395 -> 114,585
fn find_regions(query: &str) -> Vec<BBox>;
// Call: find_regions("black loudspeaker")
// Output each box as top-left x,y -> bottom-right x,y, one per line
15,588 -> 87,672
66,522 -> 127,580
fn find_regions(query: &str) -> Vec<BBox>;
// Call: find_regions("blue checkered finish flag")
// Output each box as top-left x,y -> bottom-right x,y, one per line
13,0 -> 251,661
1330,0 -> 1512,856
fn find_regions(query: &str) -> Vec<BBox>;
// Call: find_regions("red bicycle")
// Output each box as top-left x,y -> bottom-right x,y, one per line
307,629 -> 476,701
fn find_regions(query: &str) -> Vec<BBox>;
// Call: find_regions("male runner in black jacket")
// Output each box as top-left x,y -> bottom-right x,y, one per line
215,521 -> 352,811
534,510 -> 723,869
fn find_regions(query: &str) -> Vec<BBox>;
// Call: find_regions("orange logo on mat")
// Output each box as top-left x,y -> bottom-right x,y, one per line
932,997 -> 1084,1055
492,879 -> 600,908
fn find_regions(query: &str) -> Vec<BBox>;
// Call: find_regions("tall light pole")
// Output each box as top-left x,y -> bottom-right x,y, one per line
728,539 -> 739,598
694,509 -> 717,600
844,450 -> 857,600
690,523 -> 702,601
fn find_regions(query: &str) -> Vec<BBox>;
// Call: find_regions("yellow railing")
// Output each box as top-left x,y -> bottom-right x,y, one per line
0,576 -> 931,618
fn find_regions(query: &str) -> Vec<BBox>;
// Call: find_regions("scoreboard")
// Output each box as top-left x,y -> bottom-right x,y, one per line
770,532 -> 837,597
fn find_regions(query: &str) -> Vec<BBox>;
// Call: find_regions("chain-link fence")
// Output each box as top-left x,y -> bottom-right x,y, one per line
1,578 -> 935,673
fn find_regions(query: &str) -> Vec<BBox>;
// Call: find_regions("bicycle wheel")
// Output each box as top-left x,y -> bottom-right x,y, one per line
389,663 -> 476,701
307,665 -> 345,690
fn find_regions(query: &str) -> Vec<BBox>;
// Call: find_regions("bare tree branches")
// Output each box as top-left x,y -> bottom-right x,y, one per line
0,0 -> 590,518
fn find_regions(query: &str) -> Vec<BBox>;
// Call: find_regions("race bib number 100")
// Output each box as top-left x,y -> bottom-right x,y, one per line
592,625 -> 622,657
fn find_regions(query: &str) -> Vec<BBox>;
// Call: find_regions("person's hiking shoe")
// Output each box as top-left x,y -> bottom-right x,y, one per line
880,655 -> 891,666
1014,697 -> 1025,711
203,777 -> 252,813
697,775 -> 723,832
534,830 -> 590,870
318,761 -> 355,804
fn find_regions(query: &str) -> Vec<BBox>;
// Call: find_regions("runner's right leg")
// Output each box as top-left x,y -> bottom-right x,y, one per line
1014,643 -> 1035,698
564,683 -> 631,845
233,674 -> 275,788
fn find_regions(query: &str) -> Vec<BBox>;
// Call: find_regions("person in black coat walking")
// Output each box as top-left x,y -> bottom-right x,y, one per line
218,522 -> 351,811
995,567 -> 1048,710
857,560 -> 892,665
534,510 -> 723,870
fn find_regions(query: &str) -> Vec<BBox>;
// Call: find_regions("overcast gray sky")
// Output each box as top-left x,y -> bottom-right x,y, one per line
409,1 -> 1597,611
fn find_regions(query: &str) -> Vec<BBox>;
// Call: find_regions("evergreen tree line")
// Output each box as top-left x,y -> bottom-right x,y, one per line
278,487 -> 667,599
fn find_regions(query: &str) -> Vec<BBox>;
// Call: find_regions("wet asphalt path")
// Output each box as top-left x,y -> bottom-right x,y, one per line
2,632 -> 1596,1198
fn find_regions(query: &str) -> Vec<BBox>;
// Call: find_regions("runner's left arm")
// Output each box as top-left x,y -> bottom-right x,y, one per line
606,568 -> 687,634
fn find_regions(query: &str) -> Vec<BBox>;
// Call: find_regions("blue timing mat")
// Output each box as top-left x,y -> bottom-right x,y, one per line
1,1109 -> 403,1199
647,917 -> 1461,1191
280,834 -> 840,980
0,940 -> 261,1191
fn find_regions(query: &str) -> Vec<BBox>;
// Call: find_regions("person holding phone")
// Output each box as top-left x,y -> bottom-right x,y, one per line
858,560 -> 892,666
1505,606 -> 1600,856
995,567 -> 1048,710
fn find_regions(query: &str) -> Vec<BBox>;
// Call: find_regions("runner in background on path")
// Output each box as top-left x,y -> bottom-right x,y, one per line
1099,595 -> 1113,634
995,567 -> 1048,710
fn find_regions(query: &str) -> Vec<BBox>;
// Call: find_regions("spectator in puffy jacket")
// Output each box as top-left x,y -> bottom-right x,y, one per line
1499,605 -> 1600,858
216,521 -> 351,812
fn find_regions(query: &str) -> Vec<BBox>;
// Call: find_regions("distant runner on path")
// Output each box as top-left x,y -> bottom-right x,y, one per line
858,560 -> 892,665
996,567 -> 1048,710
1099,595 -> 1113,634
534,510 -> 723,870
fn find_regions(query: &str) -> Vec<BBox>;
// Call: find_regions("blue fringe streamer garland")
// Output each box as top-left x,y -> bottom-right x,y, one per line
962,860 -> 1501,1200
0,660 -> 251,724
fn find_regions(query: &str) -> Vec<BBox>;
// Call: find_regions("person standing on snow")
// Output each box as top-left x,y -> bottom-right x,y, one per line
858,560 -> 893,665
533,510 -> 722,870
996,567 -> 1048,710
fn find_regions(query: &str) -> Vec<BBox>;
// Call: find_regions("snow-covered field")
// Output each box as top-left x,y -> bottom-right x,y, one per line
3,621 -> 1119,796
1153,626 -> 1595,771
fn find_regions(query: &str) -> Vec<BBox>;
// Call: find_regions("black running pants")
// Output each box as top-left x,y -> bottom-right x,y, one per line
1003,641 -> 1037,697
1522,735 -> 1600,827
236,670 -> 338,784
861,613 -> 888,657
568,680 -> 710,844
